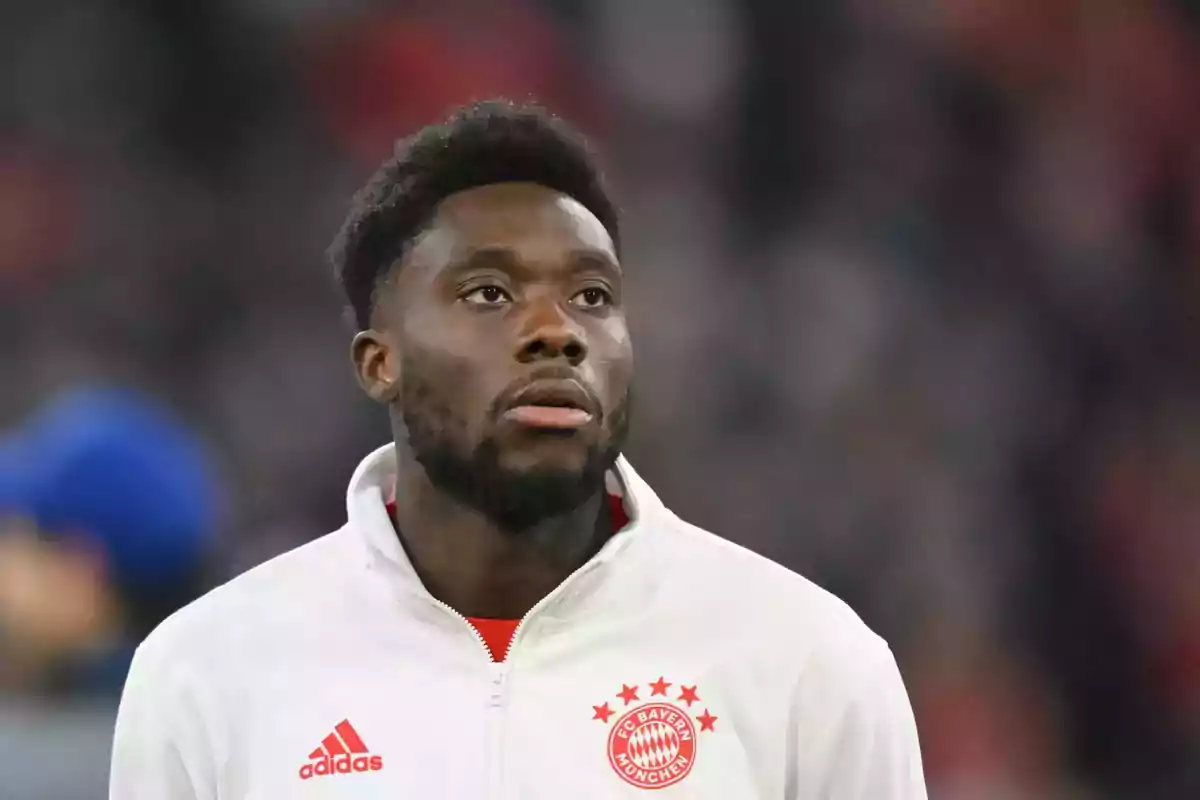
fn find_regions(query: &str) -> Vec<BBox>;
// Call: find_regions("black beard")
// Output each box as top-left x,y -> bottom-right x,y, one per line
400,374 -> 630,533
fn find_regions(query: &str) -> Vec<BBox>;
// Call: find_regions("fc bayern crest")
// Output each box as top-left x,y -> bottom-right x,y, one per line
592,677 -> 718,790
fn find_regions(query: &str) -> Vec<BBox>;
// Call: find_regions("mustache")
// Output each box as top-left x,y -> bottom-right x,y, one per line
488,366 -> 604,421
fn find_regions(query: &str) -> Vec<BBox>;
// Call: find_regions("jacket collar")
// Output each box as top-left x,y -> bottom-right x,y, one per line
347,443 -> 662,594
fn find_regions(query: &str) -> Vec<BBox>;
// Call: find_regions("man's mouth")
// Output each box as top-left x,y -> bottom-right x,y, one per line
502,380 -> 596,430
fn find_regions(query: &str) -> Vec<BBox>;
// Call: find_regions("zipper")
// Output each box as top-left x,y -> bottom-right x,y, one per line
424,485 -> 636,662
424,540 -> 618,797
485,661 -> 508,798
429,596 -> 497,663
423,596 -> 507,796
426,537 -> 616,663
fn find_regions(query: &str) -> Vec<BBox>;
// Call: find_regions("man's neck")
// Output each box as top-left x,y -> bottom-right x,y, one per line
389,454 -> 611,620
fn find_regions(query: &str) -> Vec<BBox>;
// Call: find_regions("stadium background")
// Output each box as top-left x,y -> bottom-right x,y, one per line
2,0 -> 1198,797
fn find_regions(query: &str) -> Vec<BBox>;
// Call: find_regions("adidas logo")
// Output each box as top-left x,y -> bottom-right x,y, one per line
298,719 -> 384,781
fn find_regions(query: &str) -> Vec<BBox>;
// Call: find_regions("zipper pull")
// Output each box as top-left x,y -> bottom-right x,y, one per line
488,664 -> 508,708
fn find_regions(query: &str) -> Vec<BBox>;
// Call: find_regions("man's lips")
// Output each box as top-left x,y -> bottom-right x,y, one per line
501,379 -> 597,429
503,405 -> 594,429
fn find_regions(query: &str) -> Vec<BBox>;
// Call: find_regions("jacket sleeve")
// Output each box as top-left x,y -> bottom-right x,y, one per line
792,639 -> 927,799
109,637 -> 217,800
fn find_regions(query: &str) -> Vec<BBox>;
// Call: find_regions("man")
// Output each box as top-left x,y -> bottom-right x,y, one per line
111,101 -> 926,798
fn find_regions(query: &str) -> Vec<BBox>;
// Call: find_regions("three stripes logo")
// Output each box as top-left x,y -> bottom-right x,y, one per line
298,719 -> 384,781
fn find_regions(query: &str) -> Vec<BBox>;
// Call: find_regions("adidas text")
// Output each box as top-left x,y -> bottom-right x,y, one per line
299,755 -> 384,780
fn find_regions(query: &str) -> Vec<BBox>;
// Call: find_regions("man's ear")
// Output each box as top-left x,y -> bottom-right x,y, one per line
351,330 -> 401,404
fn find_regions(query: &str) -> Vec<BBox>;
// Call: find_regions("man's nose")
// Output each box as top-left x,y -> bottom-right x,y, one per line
514,296 -> 587,365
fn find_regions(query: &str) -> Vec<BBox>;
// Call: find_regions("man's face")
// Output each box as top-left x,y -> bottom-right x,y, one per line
356,182 -> 633,528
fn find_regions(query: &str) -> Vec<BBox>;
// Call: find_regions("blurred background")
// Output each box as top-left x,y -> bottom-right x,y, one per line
1,0 -> 1198,797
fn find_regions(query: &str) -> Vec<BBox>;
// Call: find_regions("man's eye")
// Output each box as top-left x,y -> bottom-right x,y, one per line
570,287 -> 613,308
462,285 -> 511,306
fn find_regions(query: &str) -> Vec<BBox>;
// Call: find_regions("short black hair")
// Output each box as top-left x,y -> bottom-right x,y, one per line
329,100 -> 620,330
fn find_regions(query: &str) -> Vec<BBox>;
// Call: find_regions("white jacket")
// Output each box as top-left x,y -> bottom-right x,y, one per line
111,445 -> 926,798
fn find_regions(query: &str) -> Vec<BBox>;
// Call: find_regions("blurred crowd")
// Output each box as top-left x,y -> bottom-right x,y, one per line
2,0 -> 1198,797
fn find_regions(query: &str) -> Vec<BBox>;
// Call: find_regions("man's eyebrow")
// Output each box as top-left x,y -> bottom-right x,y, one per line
567,249 -> 622,274
445,246 -> 621,277
449,246 -> 522,272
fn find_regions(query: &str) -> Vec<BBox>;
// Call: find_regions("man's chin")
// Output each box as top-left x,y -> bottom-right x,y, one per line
464,466 -> 600,532
493,435 -> 597,476
414,438 -> 615,531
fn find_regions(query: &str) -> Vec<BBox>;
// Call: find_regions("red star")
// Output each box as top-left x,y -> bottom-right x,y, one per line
697,709 -> 718,732
677,685 -> 700,706
592,702 -> 614,723
617,684 -> 640,705
649,677 -> 672,696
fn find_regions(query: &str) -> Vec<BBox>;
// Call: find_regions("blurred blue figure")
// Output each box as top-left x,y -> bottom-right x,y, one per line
0,387 -> 222,698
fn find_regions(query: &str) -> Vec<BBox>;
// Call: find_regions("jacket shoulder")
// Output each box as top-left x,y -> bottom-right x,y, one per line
132,527 -> 362,666
654,515 -> 889,658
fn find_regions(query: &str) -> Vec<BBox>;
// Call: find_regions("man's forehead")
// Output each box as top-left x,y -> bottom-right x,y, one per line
406,183 -> 615,273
